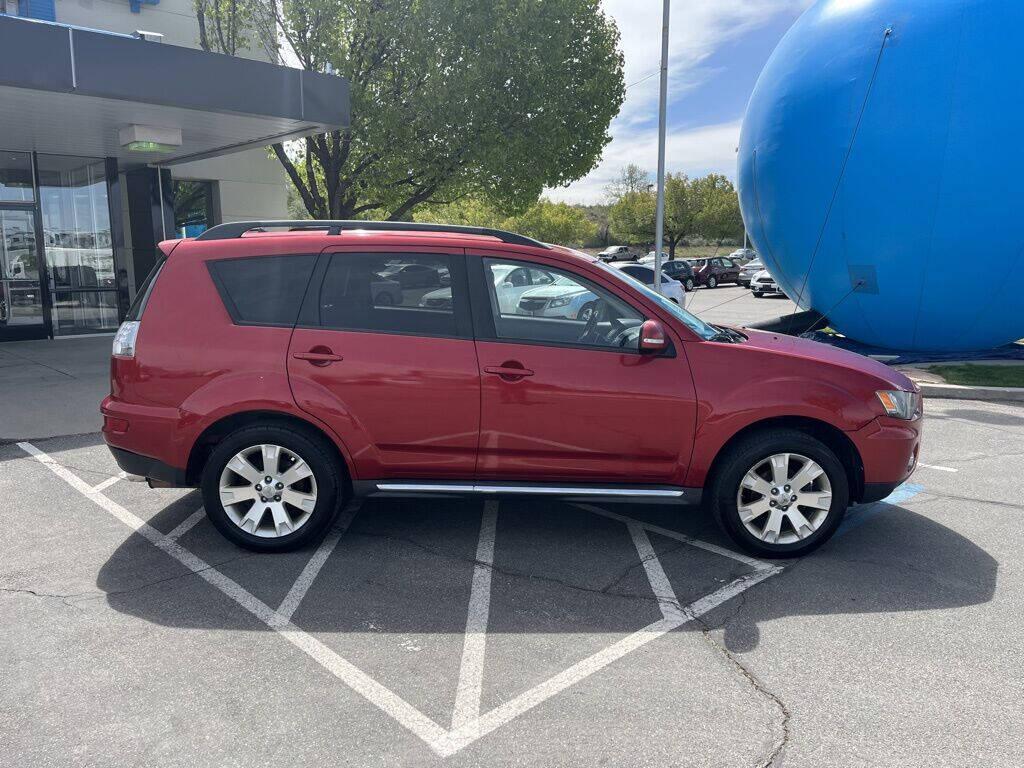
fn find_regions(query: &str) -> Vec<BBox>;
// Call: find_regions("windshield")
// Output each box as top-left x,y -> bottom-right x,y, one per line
594,261 -> 720,341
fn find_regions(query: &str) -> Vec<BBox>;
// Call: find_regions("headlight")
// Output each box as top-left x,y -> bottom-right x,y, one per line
876,390 -> 921,420
548,297 -> 570,308
112,321 -> 140,358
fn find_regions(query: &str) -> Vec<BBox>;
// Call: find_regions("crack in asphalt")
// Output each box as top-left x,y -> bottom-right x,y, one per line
350,528 -> 698,612
688,590 -> 791,768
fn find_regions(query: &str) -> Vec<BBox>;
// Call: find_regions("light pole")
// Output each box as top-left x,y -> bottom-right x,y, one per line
653,0 -> 670,295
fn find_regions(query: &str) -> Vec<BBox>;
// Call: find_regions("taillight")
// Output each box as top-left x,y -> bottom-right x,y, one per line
112,321 -> 140,358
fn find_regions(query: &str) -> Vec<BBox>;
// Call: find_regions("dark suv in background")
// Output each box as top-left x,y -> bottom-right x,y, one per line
689,256 -> 741,288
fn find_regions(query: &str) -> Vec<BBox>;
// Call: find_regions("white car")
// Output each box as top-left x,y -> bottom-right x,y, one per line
738,258 -> 764,287
750,270 -> 786,298
420,264 -> 554,313
730,248 -> 757,263
611,262 -> 687,306
514,275 -> 598,319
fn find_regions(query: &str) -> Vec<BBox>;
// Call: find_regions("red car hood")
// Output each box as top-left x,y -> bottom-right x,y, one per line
738,328 -> 916,392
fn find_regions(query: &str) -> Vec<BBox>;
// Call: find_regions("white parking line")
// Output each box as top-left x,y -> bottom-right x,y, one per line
918,462 -> 958,473
576,503 -> 775,571
91,472 -> 125,493
627,522 -> 685,622
18,442 -> 452,754
166,508 -> 206,540
451,500 -> 498,731
276,502 -> 360,621
20,442 -> 784,759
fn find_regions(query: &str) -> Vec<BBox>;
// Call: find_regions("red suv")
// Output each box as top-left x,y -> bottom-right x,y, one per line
689,256 -> 742,288
103,221 -> 922,557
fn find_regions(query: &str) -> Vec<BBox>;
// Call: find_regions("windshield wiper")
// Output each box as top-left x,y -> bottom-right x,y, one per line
711,325 -> 746,343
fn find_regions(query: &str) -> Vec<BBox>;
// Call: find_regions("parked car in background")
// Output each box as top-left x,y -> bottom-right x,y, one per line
612,262 -> 687,305
738,258 -> 765,287
730,248 -> 757,263
371,275 -> 403,306
639,254 -> 697,292
378,262 -> 445,288
751,270 -> 788,298
514,274 -> 598,320
688,256 -> 741,288
420,263 -> 555,313
597,245 -> 640,262
104,219 -> 922,559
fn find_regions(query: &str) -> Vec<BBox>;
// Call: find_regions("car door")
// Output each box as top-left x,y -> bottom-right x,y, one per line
469,253 -> 697,485
287,247 -> 480,480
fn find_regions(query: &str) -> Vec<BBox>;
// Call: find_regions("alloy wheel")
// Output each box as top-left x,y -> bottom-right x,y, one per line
218,443 -> 318,538
735,452 -> 832,545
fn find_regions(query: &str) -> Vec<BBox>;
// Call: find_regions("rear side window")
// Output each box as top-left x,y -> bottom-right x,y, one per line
208,254 -> 316,326
316,253 -> 459,337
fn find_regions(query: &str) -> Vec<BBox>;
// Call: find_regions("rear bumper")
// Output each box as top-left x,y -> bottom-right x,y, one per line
108,445 -> 190,487
101,395 -> 191,485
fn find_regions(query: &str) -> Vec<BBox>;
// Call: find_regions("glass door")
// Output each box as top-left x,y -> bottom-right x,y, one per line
0,207 -> 47,341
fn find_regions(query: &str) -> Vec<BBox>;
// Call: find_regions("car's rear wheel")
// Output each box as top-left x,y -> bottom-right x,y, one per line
707,276 -> 718,289
201,424 -> 343,552
708,429 -> 849,558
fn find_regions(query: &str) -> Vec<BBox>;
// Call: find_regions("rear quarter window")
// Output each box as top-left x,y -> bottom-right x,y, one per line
208,254 -> 317,326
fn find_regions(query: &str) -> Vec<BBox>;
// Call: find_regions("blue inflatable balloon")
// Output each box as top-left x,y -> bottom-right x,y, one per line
738,0 -> 1023,351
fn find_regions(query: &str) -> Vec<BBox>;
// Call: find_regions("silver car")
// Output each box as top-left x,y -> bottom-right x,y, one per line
738,258 -> 764,287
514,275 -> 598,320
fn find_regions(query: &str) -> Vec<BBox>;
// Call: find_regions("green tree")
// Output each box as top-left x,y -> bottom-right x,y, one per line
690,174 -> 743,245
608,190 -> 655,246
660,173 -> 693,259
199,0 -> 625,221
506,200 -> 596,246
604,163 -> 651,201
417,197 -> 595,246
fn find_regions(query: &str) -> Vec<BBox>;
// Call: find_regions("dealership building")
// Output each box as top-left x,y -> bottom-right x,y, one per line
0,0 -> 348,341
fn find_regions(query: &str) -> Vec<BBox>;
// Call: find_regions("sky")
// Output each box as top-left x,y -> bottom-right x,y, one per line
546,0 -> 816,205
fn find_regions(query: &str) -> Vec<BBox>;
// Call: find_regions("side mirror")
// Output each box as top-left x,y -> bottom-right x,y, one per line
638,319 -> 668,353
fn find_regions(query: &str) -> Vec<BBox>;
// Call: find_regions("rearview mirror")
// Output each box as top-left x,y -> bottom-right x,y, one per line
638,319 -> 668,353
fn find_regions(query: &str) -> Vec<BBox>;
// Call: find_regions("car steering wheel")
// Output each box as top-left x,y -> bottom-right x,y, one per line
577,300 -> 607,343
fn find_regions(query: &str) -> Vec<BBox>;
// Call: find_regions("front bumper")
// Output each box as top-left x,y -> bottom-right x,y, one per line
848,415 -> 923,497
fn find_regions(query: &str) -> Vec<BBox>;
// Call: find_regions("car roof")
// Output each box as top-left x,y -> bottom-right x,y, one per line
161,227 -> 596,267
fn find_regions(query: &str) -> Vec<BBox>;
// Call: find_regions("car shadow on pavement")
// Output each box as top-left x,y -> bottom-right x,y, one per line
95,494 -> 997,651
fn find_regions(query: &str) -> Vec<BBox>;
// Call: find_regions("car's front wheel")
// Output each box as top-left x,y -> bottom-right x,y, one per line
684,278 -> 695,292
752,291 -> 764,298
709,429 -> 849,558
201,424 -> 344,552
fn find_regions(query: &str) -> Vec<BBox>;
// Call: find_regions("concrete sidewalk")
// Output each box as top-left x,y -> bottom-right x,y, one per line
0,336 -> 112,441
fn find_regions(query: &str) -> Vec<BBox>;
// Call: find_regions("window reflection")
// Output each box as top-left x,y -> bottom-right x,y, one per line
37,155 -> 118,333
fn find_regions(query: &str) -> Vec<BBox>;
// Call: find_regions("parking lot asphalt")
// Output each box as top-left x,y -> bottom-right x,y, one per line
2,398 -> 1023,767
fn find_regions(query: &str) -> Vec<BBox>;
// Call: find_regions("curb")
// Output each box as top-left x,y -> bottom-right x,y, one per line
914,380 -> 1024,403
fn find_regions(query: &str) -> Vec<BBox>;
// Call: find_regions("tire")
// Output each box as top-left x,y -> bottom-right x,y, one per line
707,429 -> 849,558
684,278 -> 695,292
753,291 -> 764,298
375,292 -> 394,306
201,424 -> 344,553
707,276 -> 718,289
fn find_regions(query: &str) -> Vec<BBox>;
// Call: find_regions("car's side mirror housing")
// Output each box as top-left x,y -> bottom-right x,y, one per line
638,319 -> 668,353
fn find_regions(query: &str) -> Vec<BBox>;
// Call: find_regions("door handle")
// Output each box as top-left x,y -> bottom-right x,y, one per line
483,364 -> 534,379
293,349 -> 343,366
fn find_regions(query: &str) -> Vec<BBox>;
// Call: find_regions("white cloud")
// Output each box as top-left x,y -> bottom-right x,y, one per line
547,0 -> 812,204
546,120 -> 743,204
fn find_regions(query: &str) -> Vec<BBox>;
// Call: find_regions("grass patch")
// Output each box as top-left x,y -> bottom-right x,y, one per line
927,364 -> 1024,387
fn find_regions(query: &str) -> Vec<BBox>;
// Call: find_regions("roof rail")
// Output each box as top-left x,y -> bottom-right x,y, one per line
193,220 -> 551,249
